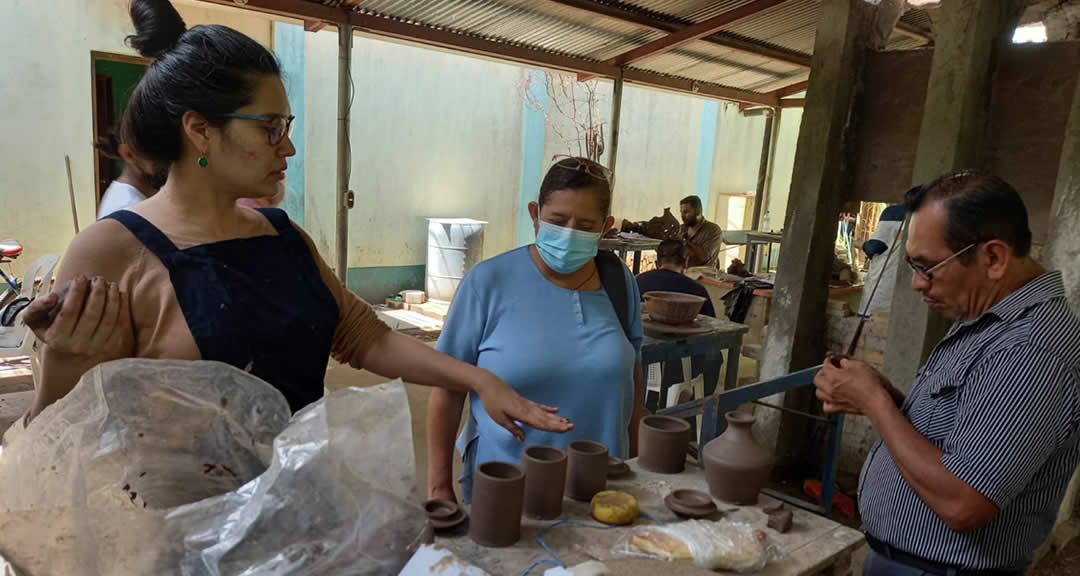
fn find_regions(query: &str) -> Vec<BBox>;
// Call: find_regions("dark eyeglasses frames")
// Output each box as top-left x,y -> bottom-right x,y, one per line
550,154 -> 612,181
905,243 -> 977,281
222,113 -> 296,146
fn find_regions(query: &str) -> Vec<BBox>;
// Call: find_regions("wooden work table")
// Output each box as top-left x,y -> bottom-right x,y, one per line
436,459 -> 865,575
696,276 -> 864,299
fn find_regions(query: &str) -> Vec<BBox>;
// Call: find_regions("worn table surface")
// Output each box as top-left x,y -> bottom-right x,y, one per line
696,276 -> 864,299
437,459 -> 864,575
599,237 -> 664,252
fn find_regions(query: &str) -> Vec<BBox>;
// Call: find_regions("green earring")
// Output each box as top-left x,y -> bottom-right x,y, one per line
197,156 -> 208,168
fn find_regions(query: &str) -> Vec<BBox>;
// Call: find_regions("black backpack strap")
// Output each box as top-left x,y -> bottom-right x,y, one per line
596,250 -> 631,342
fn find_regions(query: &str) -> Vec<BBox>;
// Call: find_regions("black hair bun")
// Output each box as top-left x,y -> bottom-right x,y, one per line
94,133 -> 122,160
126,0 -> 187,59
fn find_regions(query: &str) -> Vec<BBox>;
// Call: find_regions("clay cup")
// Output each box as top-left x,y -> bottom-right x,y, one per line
522,445 -> 568,519
638,415 -> 691,473
565,440 -> 608,501
469,461 -> 525,547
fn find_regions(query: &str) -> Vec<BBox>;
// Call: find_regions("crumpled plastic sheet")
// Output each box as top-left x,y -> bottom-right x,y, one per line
0,359 -> 428,575
614,519 -> 783,573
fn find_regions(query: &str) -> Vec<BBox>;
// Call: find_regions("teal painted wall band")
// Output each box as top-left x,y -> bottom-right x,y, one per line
347,265 -> 426,304
274,22 -> 305,226
517,69 -> 547,247
694,100 -> 720,212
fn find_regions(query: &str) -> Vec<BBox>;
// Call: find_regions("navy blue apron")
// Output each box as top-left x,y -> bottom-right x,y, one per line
107,208 -> 339,412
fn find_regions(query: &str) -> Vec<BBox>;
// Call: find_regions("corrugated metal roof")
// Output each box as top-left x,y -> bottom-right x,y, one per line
310,0 -> 934,102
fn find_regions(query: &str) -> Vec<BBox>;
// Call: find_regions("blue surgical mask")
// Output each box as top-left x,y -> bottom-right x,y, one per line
535,220 -> 600,274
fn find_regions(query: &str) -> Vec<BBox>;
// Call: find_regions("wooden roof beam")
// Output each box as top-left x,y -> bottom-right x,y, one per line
347,11 -> 780,107
195,0 -> 344,25
195,0 -> 778,107
605,0 -> 789,70
547,0 -> 811,70
775,79 -> 808,98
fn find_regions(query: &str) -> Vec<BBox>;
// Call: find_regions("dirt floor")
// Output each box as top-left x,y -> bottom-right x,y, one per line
1030,534 -> 1080,576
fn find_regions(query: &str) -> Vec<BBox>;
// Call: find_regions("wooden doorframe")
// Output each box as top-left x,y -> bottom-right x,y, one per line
90,51 -> 151,209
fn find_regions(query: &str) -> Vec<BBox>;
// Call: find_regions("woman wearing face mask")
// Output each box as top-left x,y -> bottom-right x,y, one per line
17,0 -> 570,442
427,156 -> 644,504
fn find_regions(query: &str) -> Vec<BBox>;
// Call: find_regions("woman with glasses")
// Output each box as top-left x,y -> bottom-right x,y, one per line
427,156 -> 644,504
18,0 -> 570,442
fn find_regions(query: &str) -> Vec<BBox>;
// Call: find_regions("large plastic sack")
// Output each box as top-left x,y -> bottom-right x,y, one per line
0,359 -> 428,575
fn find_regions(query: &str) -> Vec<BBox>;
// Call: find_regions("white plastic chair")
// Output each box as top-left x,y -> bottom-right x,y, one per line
0,254 -> 61,376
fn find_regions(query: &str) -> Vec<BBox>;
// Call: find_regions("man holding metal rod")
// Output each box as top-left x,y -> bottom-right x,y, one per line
815,171 -> 1080,576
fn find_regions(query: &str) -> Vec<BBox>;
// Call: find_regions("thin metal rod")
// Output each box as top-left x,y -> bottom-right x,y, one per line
760,489 -> 827,516
751,400 -> 830,423
844,216 -> 908,357
335,24 -> 353,285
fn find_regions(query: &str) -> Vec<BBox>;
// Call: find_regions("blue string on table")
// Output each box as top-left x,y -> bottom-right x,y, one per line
638,511 -> 665,526
519,513 -> 666,575
519,558 -> 559,576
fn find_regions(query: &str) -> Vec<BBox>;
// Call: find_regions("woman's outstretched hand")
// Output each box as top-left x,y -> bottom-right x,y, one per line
474,372 -> 573,441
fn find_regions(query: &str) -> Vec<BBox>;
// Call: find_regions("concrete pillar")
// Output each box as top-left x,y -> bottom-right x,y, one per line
758,0 -> 903,462
1043,63 -> 1080,552
881,0 -> 1026,393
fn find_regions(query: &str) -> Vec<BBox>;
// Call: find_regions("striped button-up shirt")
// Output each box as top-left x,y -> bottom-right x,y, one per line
859,271 -> 1080,571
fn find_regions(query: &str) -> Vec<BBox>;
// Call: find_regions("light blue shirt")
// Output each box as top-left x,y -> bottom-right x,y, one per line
436,246 -> 642,502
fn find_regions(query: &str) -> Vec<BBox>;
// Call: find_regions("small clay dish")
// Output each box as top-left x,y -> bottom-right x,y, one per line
424,499 -> 467,531
608,456 -> 631,478
664,489 -> 718,519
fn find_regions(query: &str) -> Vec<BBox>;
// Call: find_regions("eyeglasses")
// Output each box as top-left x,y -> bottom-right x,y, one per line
222,113 -> 295,145
905,243 -> 977,281
550,155 -> 612,181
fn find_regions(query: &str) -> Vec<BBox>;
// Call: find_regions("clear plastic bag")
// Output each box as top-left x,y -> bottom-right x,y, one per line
0,359 -> 428,576
613,519 -> 783,573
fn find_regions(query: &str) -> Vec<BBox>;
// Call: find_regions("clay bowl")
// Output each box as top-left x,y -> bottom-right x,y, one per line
607,456 -> 631,478
664,489 -> 718,519
423,499 -> 467,531
643,291 -> 706,325
638,415 -> 691,474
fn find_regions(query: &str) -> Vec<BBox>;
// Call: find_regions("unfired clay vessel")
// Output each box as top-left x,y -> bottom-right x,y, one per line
703,412 -> 774,505
638,415 -> 691,473
522,445 -> 567,519
469,461 -> 525,547
565,440 -> 608,501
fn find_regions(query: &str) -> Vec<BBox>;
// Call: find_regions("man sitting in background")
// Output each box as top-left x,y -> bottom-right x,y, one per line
679,195 -> 724,269
637,239 -> 715,317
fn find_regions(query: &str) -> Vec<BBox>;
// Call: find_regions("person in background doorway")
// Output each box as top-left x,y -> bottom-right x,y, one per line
815,171 -> 1080,575
427,156 -> 644,505
95,133 -> 165,219
858,204 -> 905,315
679,195 -> 723,269
636,239 -> 715,317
